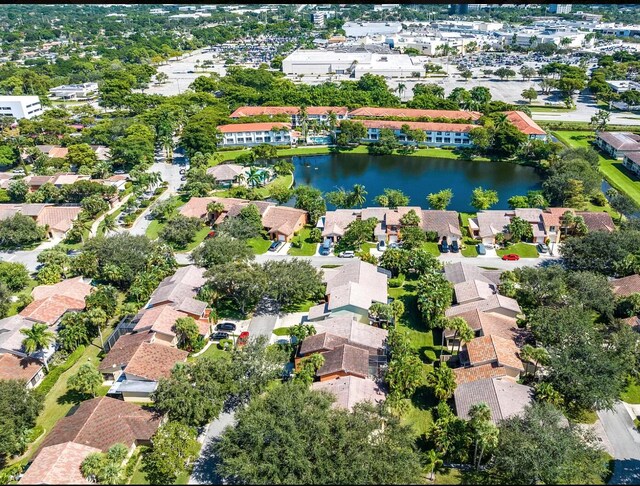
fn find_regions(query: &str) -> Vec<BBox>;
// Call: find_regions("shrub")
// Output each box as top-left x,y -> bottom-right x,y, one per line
218,338 -> 233,350
140,199 -> 151,208
36,345 -> 86,397
309,227 -> 323,243
389,274 -> 406,288
591,192 -> 607,207
28,425 -> 44,442
291,238 -> 302,249
425,230 -> 439,242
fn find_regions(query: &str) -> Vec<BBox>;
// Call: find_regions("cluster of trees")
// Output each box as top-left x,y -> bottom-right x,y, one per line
501,264 -> 639,412
468,112 -> 528,158
0,213 -> 47,249
0,261 -> 31,317
0,380 -> 43,465
385,328 -> 424,406
213,382 -> 424,485
541,147 -> 602,208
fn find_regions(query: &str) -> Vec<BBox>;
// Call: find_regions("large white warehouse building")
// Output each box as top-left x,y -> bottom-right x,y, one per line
0,96 -> 43,120
282,50 -> 422,79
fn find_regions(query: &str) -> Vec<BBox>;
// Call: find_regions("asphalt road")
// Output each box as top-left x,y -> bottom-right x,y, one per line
0,237 -> 61,273
189,411 -> 236,485
598,403 -> 640,485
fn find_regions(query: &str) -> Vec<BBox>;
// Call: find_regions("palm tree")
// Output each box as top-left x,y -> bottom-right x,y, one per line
351,184 -> 367,208
85,308 -> 108,349
469,402 -> 499,470
246,166 -> 262,188
425,363 -> 457,401
396,83 -> 406,100
327,111 -> 338,131
102,214 -> 117,235
21,323 -> 55,371
456,322 -> 475,355
493,113 -> 509,130
520,344 -> 549,380
425,450 -> 444,481
148,171 -> 162,190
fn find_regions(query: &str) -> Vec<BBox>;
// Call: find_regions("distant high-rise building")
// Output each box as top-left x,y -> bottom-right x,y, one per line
549,4 -> 572,14
312,11 -> 325,27
449,4 -> 486,14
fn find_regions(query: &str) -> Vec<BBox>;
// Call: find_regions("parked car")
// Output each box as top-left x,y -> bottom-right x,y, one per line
476,243 -> 486,255
180,176 -> 187,181
114,170 -> 125,175
320,238 -> 332,256
388,242 -> 399,250
179,169 -> 186,175
377,240 -> 386,252
501,254 -> 520,261
537,243 -> 549,254
237,331 -> 250,347
338,251 -> 355,258
67,249 -> 82,257
216,322 -> 237,332
451,240 -> 459,253
206,230 -> 216,239
440,236 -> 449,253
269,240 -> 284,252
211,331 -> 229,341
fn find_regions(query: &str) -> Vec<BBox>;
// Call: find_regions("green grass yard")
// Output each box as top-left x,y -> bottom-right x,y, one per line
247,236 -> 272,254
622,379 -> 640,404
188,342 -> 232,362
496,242 -> 539,258
552,130 -> 640,206
272,327 -> 292,336
461,237 -> 480,258
288,226 -> 318,256
178,226 -> 211,253
421,241 -> 440,256
6,278 -> 37,317
529,105 -> 575,113
145,219 -> 163,240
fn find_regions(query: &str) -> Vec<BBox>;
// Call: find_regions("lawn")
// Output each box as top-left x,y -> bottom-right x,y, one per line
529,105 -> 575,112
212,174 -> 293,200
178,226 -> 211,253
621,379 -> 640,404
461,237 -> 479,258
188,342 -> 232,362
421,241 -> 440,256
458,212 -> 475,231
496,242 -> 539,258
288,226 -> 318,256
247,236 -> 272,254
6,278 -> 37,317
272,327 -> 292,336
388,277 -> 441,363
552,130 -> 640,206
15,331 -> 113,465
360,241 -> 377,253
145,219 -> 163,240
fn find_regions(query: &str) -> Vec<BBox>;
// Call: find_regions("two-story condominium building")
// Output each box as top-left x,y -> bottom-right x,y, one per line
358,120 -> 475,147
505,111 -> 548,140
623,151 -> 640,176
217,122 -> 299,147
348,107 -> 482,122
229,106 -> 349,127
595,131 -> 640,159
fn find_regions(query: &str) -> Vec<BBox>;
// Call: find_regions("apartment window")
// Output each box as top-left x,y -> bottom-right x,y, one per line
436,137 -> 443,143
437,131 -> 442,135
370,134 -> 378,140
264,137 -> 271,142
454,139 -> 462,144
237,138 -> 245,143
444,138 -> 451,143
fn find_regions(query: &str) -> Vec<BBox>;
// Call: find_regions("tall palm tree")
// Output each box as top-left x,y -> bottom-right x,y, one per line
351,184 -> 367,208
456,322 -> 475,355
469,402 -> 499,470
327,111 -> 338,131
396,83 -> 406,100
21,323 -> 55,371
426,363 -> 457,401
493,113 -> 509,130
102,214 -> 117,235
520,344 -> 549,380
425,450 -> 444,482
246,166 -> 262,188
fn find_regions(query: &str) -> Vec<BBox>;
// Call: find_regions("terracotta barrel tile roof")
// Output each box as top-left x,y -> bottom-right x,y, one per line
359,119 -> 475,133
217,122 -> 292,133
349,107 -> 482,120
0,353 -> 42,382
19,295 -> 86,325
317,344 -> 369,378
611,274 -> 640,297
19,442 -> 100,485
453,363 -> 507,385
504,111 -> 546,136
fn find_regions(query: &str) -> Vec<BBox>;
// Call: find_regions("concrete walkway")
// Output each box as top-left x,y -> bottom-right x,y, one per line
89,193 -> 132,238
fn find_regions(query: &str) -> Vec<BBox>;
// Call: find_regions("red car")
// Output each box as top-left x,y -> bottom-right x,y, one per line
237,331 -> 250,347
501,254 -> 520,261
205,230 -> 216,239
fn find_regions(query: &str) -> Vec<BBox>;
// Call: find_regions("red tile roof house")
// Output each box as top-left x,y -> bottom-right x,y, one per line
0,203 -> 83,240
133,304 -> 210,347
457,334 -> 525,383
145,265 -> 209,319
317,207 -> 461,246
611,274 -> 640,298
99,331 -> 188,402
217,122 -> 300,147
504,111 -> 548,141
19,397 -> 162,485
179,197 -> 307,243
311,375 -> 387,411
454,377 -> 534,423
348,106 -> 482,121
595,131 -> 640,160
468,208 -> 546,245
230,106 -> 349,127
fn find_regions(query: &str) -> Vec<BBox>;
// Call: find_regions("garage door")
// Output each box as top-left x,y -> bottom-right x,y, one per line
278,235 -> 286,242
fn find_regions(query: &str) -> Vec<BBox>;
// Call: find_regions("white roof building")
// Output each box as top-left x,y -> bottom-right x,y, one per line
0,96 -> 43,120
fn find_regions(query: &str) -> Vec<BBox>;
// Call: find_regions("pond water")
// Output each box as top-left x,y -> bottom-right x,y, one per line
292,153 -> 543,213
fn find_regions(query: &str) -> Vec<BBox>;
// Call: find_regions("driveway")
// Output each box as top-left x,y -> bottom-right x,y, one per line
189,411 -> 236,485
0,237 -> 62,273
248,313 -> 279,341
598,402 -> 640,484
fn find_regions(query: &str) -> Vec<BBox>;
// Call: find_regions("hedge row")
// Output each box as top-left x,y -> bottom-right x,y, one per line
36,344 -> 86,397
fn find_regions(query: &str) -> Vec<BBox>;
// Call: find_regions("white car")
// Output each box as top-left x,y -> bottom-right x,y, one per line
338,251 -> 355,258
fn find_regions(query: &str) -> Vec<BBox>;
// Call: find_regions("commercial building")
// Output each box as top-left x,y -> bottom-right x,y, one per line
312,11 -> 325,28
48,83 -> 98,100
0,95 -> 43,120
343,22 -> 402,38
549,4 -> 572,14
282,50 -> 422,79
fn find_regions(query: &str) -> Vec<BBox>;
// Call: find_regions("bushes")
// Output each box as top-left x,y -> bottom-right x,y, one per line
388,274 -> 406,288
591,192 -> 607,207
36,345 -> 86,397
28,424 -> 45,442
218,338 -> 233,350
424,230 -> 439,242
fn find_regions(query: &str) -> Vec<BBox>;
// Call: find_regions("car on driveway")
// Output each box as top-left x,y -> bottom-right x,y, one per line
537,243 -> 549,254
338,250 -> 355,258
377,240 -> 386,252
501,253 -> 520,261
211,331 -> 229,341
269,240 -> 284,252
476,243 -> 486,255
440,237 -> 449,253
216,322 -> 237,332
451,240 -> 459,253
206,230 -> 216,239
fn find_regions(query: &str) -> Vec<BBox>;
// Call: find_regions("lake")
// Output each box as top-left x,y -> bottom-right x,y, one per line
292,153 -> 543,213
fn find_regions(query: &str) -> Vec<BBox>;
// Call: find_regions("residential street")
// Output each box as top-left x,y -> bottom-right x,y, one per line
0,237 -> 61,273
598,402 -> 640,485
189,411 -> 236,485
